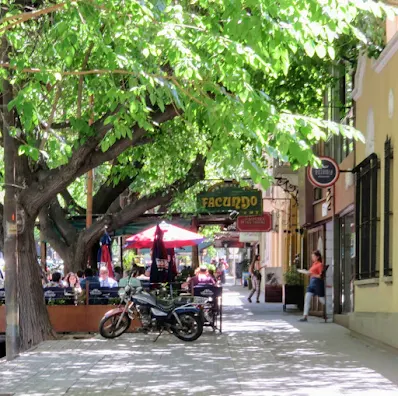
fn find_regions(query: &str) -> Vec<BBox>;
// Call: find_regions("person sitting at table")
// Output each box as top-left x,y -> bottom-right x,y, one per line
114,266 -> 123,282
80,268 -> 100,289
119,269 -> 141,288
76,270 -> 84,283
99,266 -> 118,288
208,268 -> 217,283
189,266 -> 216,288
44,271 -> 63,288
136,266 -> 149,280
63,272 -> 81,290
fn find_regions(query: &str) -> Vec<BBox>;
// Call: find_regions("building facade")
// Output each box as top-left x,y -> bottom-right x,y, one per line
297,64 -> 356,319
349,31 -> 398,348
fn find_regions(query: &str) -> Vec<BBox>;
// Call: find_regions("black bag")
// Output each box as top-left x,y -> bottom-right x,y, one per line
253,270 -> 262,281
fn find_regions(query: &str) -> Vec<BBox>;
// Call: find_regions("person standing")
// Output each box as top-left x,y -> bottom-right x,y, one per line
299,250 -> 325,322
248,255 -> 265,303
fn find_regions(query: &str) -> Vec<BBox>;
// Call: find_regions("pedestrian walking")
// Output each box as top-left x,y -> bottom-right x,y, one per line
248,255 -> 265,303
299,250 -> 325,322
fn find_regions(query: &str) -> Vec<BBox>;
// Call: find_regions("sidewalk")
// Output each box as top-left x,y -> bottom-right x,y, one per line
1,283 -> 398,395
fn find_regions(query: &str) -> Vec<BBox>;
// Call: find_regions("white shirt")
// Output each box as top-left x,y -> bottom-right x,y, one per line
100,277 -> 118,288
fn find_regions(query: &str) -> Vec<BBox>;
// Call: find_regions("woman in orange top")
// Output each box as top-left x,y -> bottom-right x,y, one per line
299,250 -> 325,322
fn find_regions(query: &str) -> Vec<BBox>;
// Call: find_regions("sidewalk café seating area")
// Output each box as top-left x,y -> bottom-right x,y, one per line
0,282 -> 223,333
193,284 -> 223,333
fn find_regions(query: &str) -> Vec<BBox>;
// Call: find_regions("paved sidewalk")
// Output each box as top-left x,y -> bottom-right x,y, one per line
1,284 -> 398,395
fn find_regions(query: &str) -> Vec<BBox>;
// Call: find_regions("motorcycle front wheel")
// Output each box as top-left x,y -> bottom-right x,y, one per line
99,313 -> 131,339
172,312 -> 203,342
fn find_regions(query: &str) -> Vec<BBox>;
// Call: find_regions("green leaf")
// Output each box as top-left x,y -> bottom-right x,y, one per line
142,48 -> 150,58
315,44 -> 326,59
327,47 -> 335,60
304,41 -> 315,57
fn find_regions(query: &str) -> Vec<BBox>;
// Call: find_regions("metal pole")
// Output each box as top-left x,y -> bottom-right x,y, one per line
40,240 -> 47,272
86,95 -> 94,266
191,217 -> 199,269
119,236 -> 123,273
86,170 -> 93,229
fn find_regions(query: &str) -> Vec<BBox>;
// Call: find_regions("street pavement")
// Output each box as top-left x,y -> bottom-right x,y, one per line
1,281 -> 398,396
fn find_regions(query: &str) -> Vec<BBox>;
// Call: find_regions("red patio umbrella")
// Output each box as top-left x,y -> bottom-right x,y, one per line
125,221 -> 204,249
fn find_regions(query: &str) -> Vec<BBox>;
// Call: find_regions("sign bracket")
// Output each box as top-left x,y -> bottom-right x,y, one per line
273,177 -> 298,204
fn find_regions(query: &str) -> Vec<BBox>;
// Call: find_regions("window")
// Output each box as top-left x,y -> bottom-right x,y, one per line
323,65 -> 355,164
306,226 -> 324,270
384,138 -> 393,276
313,187 -> 322,201
355,154 -> 379,279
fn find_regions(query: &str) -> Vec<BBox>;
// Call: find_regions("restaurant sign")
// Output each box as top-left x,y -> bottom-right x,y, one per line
197,184 -> 263,215
308,156 -> 340,188
237,213 -> 272,232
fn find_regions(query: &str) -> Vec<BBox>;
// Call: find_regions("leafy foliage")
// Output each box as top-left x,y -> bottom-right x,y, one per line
1,0 -> 394,198
284,266 -> 303,286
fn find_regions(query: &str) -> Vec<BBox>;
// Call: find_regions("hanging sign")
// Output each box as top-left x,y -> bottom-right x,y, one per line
239,232 -> 261,242
237,213 -> 272,232
197,183 -> 263,215
307,157 -> 340,188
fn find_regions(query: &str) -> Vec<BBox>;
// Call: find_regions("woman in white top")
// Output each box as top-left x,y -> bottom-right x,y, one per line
248,255 -> 265,303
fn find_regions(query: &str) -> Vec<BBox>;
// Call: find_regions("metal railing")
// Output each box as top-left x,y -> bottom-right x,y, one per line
384,138 -> 393,277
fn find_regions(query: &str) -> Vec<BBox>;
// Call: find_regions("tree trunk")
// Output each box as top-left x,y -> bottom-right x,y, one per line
69,243 -> 89,273
3,70 -> 19,359
18,216 -> 56,351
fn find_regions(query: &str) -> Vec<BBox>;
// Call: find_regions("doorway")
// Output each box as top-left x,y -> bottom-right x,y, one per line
340,212 -> 355,313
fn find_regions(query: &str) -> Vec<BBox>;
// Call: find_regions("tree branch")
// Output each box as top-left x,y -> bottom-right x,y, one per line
92,162 -> 141,214
61,189 -> 85,215
38,203 -> 72,263
40,83 -> 62,151
77,42 -> 95,119
43,199 -> 78,246
20,104 -> 177,216
81,154 -> 206,248
0,2 -> 68,34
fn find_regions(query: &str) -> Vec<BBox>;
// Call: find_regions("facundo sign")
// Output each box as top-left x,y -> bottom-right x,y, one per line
307,156 -> 340,188
197,183 -> 263,215
237,213 -> 273,232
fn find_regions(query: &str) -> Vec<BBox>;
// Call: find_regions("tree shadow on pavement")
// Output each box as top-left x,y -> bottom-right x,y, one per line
1,285 -> 398,395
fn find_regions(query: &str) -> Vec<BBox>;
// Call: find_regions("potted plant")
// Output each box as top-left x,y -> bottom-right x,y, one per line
283,267 -> 304,311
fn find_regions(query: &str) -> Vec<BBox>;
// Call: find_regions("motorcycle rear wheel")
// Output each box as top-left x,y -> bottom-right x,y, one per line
99,313 -> 131,339
172,312 -> 203,342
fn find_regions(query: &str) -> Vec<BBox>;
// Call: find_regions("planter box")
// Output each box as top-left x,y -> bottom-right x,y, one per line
0,305 -> 141,333
283,284 -> 304,312
264,285 -> 282,303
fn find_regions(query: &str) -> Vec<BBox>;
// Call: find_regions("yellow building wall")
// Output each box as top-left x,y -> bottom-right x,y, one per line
261,186 -> 291,270
355,51 -> 398,313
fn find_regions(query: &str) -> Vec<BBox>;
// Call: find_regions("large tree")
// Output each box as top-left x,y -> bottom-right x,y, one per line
0,0 -> 393,353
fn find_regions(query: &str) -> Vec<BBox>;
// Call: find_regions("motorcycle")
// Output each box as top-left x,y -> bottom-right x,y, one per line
99,285 -> 204,342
